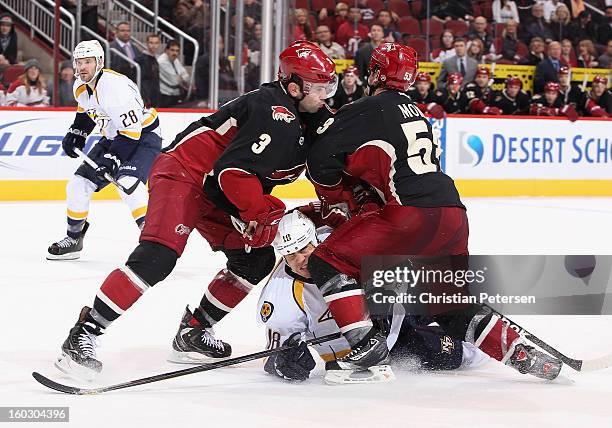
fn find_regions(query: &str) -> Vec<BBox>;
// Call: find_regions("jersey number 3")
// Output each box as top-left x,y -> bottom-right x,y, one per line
252,133 -> 271,154
400,121 -> 440,174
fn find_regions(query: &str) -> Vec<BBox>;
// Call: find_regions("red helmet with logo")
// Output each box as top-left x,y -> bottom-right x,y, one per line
278,41 -> 338,96
558,66 -> 570,76
415,71 -> 431,83
475,66 -> 490,78
368,42 -> 419,91
343,66 -> 359,77
446,72 -> 463,85
592,75 -> 608,86
544,82 -> 560,93
505,76 -> 522,89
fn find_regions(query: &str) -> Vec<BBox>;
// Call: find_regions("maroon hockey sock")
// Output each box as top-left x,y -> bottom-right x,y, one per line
324,291 -> 373,334
195,269 -> 253,327
474,315 -> 521,362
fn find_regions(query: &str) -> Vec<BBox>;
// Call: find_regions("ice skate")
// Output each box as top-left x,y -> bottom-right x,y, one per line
168,306 -> 232,364
47,222 -> 89,260
506,343 -> 563,380
337,330 -> 390,370
54,306 -> 102,381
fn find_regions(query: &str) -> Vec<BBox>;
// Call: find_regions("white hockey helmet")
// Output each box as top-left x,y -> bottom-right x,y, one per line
272,210 -> 318,256
73,40 -> 105,83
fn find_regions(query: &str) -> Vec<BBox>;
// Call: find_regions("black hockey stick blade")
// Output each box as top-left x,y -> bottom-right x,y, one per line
32,332 -> 342,395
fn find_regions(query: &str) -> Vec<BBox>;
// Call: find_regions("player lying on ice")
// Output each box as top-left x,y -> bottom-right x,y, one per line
259,210 -> 489,383
304,42 -> 563,380
53,41 -> 338,380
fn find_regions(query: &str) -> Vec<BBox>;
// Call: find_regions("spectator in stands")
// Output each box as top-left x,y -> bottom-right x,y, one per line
522,3 -> 553,43
550,3 -> 572,42
5,59 -> 49,107
173,0 -> 206,32
492,0 -> 520,24
568,0 -> 586,19
335,7 -> 369,56
137,34 -> 161,107
519,36 -> 546,65
195,36 -> 238,106
248,23 -> 262,52
292,8 -> 314,42
468,16 -> 494,53
354,23 -> 384,78
158,40 -> 189,107
0,14 -> 17,64
110,21 -> 141,83
47,61 -> 76,107
430,30 -> 456,63
243,0 -> 261,24
331,2 -> 349,34
327,66 -> 364,109
356,0 -> 377,24
429,1 -> 474,23
597,39 -> 612,68
376,9 -> 401,42
576,39 -> 599,68
569,10 -> 598,46
497,19 -> 523,63
438,38 -> 478,89
316,25 -> 345,59
0,53 -> 9,86
534,40 -> 562,93
467,37 -> 486,63
0,82 -> 5,106
560,38 -> 578,67
596,6 -> 611,47
538,0 -> 563,23
61,0 -> 98,34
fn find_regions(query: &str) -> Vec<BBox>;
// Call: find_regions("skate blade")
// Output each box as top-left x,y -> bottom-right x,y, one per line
324,365 -> 396,385
167,349 -> 230,364
54,352 -> 99,382
46,251 -> 81,261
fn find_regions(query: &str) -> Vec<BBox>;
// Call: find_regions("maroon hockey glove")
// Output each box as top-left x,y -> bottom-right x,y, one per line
298,201 -> 350,228
560,104 -> 578,122
426,102 -> 446,119
482,106 -> 502,115
243,196 -> 285,248
352,183 -> 383,215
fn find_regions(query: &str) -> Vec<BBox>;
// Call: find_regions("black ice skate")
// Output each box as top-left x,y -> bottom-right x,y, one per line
337,330 -> 390,370
506,343 -> 563,380
47,222 -> 89,260
168,306 -> 232,364
55,306 -> 102,381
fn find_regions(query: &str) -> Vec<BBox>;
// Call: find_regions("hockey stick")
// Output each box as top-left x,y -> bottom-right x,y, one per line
32,332 -> 342,395
484,304 -> 612,372
73,147 -> 139,195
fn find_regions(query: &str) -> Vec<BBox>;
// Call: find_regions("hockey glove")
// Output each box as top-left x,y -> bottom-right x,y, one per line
95,152 -> 121,180
560,104 -> 578,122
426,102 -> 446,119
274,333 -> 316,381
243,196 -> 285,248
482,106 -> 502,115
62,128 -> 88,158
352,183 -> 383,215
298,201 -> 350,228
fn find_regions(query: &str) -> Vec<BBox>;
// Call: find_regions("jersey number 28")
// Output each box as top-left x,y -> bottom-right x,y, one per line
400,120 -> 440,175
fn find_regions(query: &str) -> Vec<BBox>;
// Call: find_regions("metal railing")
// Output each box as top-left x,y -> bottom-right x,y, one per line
0,0 -> 75,57
89,0 -> 198,99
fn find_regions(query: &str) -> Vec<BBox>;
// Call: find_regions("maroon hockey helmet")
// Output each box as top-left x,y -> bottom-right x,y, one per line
592,75 -> 608,86
415,72 -> 431,83
505,76 -> 522,89
475,66 -> 490,78
368,42 -> 419,91
343,66 -> 359,77
544,82 -> 560,93
446,72 -> 463,86
558,66 -> 570,76
278,41 -> 338,97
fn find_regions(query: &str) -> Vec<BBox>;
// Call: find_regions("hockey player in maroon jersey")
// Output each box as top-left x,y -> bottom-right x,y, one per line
463,66 -> 501,115
579,75 -> 611,118
557,66 -> 582,108
406,72 -> 445,119
54,41 -> 339,379
489,76 -> 530,115
432,72 -> 469,114
305,42 -> 562,380
529,82 -> 579,121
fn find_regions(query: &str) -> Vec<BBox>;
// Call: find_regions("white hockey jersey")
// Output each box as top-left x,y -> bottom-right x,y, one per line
73,69 -> 159,141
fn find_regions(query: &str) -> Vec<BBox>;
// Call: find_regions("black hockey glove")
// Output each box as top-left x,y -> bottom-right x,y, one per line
62,128 -> 88,158
274,333 -> 316,381
95,152 -> 121,180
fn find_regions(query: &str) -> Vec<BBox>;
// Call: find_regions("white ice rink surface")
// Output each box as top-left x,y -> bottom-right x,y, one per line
2,198 -> 612,428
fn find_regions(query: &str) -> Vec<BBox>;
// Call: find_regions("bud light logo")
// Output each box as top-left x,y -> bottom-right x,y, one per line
459,133 -> 484,166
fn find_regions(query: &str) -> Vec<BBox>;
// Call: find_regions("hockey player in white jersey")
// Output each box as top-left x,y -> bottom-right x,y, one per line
260,210 -> 488,383
47,40 -> 161,260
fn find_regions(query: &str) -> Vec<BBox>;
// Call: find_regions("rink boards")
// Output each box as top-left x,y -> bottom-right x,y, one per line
0,107 -> 610,200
